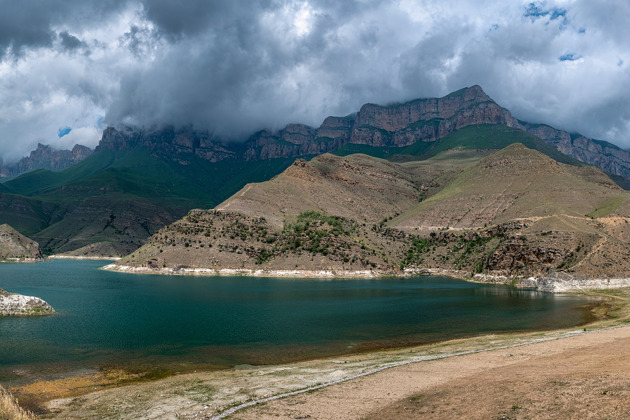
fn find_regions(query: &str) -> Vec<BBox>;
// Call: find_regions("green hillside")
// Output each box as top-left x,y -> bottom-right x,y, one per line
0,147 -> 300,255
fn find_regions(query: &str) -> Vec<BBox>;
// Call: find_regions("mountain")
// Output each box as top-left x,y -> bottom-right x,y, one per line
394,143 -> 629,230
515,121 -> 630,179
0,143 -> 92,178
0,148 -> 298,256
110,144 -> 630,289
2,85 -> 630,257
94,85 -> 630,180
94,85 -> 513,162
0,224 -> 43,261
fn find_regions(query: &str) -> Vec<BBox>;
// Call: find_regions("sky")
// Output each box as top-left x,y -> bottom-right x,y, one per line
0,0 -> 629,162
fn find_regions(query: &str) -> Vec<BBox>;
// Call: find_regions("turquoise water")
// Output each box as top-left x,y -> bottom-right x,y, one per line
0,260 -> 592,383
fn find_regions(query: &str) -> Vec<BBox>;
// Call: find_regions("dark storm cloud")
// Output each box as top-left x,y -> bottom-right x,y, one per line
59,31 -> 84,51
106,0 -> 399,139
141,0 -> 251,38
0,0 -> 128,57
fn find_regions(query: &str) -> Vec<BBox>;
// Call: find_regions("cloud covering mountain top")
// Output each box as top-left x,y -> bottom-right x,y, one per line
0,0 -> 628,161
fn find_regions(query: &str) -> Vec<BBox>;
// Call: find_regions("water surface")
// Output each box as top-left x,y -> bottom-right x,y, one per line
0,260 -> 593,383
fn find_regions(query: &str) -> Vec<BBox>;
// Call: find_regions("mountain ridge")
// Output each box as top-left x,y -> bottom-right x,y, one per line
90,85 -> 630,180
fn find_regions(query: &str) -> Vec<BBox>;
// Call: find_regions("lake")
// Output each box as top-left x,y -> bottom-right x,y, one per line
0,260 -> 594,384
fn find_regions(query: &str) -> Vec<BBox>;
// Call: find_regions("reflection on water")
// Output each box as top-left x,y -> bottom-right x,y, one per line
0,260 -> 594,384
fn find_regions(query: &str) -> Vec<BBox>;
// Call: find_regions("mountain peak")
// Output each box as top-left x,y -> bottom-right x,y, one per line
443,84 -> 491,102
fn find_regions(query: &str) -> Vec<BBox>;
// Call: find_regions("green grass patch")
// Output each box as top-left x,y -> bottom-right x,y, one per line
586,197 -> 628,218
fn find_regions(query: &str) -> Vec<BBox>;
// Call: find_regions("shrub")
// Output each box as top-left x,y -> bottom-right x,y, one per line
0,386 -> 35,420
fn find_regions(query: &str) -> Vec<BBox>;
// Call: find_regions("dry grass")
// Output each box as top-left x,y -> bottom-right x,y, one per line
0,386 -> 35,420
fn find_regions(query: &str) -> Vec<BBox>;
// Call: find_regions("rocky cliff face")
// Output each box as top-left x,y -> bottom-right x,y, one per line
514,121 -> 630,179
92,85 -> 630,181
0,143 -> 92,178
349,85 -> 513,147
97,126 -> 236,163
96,86 -> 515,162
3,86 -> 629,182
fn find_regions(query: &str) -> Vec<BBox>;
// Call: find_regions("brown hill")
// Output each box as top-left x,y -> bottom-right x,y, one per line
217,149 -> 488,227
394,143 -> 630,231
111,145 -> 630,288
0,224 -> 43,261
113,151 -> 483,275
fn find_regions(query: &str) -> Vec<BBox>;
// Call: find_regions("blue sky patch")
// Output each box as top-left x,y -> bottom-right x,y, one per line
58,126 -> 72,138
559,53 -> 581,62
524,2 -> 568,24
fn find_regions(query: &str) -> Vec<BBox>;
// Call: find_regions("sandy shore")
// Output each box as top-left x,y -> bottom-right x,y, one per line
232,324 -> 630,420
30,323 -> 630,419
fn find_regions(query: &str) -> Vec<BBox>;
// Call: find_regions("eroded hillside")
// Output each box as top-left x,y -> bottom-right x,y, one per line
111,145 -> 630,288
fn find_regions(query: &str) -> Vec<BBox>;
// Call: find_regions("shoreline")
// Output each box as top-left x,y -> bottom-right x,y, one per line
10,287 -> 626,418
49,255 -> 121,261
103,263 -> 630,293
219,323 -> 630,420
232,321 -> 630,420
0,258 -> 44,263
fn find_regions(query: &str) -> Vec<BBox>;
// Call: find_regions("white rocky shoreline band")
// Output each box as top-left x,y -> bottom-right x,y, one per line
103,264 -> 382,279
102,264 -> 630,293
49,255 -> 121,260
0,289 -> 55,316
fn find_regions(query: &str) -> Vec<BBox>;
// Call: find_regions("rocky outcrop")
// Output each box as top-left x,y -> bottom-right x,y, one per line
0,224 -> 43,261
514,121 -> 630,179
350,86 -> 513,146
92,85 -> 630,181
518,273 -> 630,293
96,86 -> 516,162
316,115 -> 355,142
0,143 -> 92,178
0,288 -> 54,316
97,126 -> 236,163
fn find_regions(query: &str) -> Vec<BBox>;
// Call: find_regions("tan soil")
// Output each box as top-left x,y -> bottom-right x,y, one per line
234,325 -> 630,420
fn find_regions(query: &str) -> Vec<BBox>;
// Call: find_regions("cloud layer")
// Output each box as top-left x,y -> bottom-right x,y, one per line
0,0 -> 629,161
